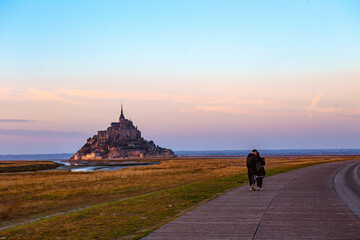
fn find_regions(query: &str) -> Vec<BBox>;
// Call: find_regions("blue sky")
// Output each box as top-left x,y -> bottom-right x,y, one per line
2,0 -> 359,78
1,0 -> 360,153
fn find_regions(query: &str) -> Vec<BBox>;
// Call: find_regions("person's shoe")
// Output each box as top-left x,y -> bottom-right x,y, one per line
257,187 -> 262,191
249,187 -> 253,191
250,185 -> 256,191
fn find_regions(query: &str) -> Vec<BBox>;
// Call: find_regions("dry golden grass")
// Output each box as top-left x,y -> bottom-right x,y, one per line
0,156 -> 357,226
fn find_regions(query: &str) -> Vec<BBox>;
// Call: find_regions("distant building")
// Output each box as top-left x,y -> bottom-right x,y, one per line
74,152 -> 102,160
71,105 -> 175,160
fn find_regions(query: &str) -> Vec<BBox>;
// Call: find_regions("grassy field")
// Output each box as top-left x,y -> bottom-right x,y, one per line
0,156 -> 358,239
0,161 -> 59,173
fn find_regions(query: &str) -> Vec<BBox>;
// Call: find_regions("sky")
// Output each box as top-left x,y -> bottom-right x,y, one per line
1,0 -> 360,154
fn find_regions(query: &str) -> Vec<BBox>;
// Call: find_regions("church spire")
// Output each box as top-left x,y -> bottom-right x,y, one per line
120,103 -> 125,119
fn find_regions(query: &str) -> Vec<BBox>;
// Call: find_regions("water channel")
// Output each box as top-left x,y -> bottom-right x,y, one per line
52,160 -> 159,172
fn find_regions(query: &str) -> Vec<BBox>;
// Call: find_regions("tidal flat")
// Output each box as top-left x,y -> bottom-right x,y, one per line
0,156 -> 358,239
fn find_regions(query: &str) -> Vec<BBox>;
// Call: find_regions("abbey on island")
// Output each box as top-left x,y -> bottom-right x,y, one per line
72,105 -> 175,160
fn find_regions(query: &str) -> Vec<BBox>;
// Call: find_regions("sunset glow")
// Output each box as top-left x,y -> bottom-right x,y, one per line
1,0 -> 360,153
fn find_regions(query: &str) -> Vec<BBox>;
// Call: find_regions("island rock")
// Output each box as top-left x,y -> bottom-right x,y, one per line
71,105 -> 175,160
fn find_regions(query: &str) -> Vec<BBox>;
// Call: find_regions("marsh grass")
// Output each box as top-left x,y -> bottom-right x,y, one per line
0,161 -> 58,173
0,159 -> 238,221
0,156 -> 358,239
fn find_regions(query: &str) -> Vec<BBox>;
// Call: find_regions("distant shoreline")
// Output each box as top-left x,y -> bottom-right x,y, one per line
1,149 -> 360,160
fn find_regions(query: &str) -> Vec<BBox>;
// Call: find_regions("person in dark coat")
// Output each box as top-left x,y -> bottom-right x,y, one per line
246,149 -> 266,191
246,150 -> 257,191
254,150 -> 266,190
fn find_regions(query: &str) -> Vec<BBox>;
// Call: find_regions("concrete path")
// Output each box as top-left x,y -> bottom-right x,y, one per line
144,160 -> 360,240
334,162 -> 360,218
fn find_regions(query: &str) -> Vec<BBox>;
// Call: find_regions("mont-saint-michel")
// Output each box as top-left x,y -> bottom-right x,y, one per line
71,105 -> 175,160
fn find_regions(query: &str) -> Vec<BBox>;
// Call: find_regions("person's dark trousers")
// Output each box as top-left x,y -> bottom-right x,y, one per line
256,177 -> 263,188
248,169 -> 255,186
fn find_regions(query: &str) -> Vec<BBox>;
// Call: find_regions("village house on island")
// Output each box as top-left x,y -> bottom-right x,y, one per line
72,105 -> 175,160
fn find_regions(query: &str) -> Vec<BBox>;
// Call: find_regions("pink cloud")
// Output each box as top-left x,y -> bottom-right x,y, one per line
0,87 -> 80,104
57,88 -> 275,106
190,105 -> 248,114
307,94 -> 322,117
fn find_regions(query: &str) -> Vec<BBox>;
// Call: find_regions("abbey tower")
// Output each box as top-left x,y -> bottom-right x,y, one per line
97,105 -> 141,149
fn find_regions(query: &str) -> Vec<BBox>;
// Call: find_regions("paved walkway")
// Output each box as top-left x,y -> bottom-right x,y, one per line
334,162 -> 360,217
144,160 -> 360,240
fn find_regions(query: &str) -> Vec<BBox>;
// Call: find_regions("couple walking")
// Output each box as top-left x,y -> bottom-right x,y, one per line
246,149 -> 266,191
